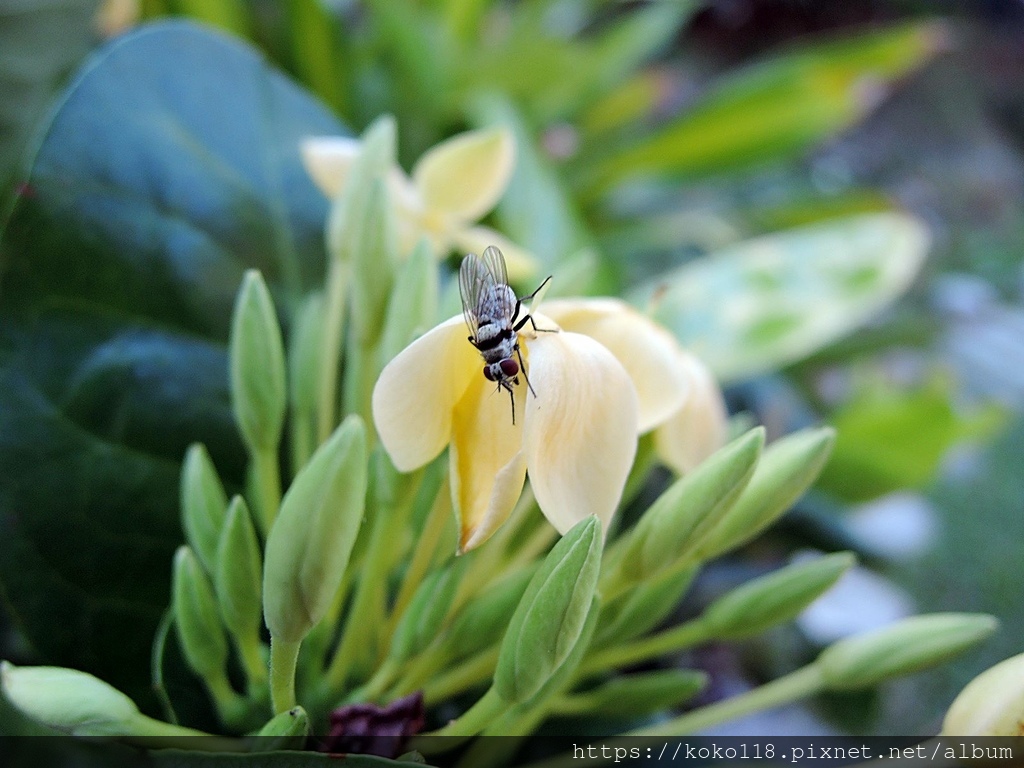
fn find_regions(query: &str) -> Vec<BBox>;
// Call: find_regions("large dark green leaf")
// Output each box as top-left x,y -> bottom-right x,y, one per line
152,750 -> 429,767
0,20 -> 345,711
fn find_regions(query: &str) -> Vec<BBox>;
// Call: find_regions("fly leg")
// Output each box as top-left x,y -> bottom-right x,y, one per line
515,344 -> 537,398
499,379 -> 516,425
511,275 -> 555,334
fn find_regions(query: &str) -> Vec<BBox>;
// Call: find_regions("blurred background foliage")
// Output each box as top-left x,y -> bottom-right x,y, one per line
2,0 -> 1024,739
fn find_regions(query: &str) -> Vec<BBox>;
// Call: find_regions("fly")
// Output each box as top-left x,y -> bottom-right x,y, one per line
459,246 -> 552,424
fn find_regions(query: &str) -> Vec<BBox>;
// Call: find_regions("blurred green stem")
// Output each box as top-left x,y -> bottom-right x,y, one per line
289,410 -> 315,478
386,480 -> 452,636
206,670 -> 247,727
341,338 -> 379,432
422,648 -> 498,706
236,632 -> 268,692
386,644 -> 446,699
577,619 -> 711,678
323,500 -> 392,690
629,664 -> 825,736
419,687 -> 504,740
317,259 -> 349,444
253,447 -> 281,532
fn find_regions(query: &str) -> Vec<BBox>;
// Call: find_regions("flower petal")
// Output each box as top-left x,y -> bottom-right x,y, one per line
450,376 -> 528,552
301,136 -> 361,198
523,331 -> 638,535
541,298 -> 689,433
372,316 -> 480,471
452,226 -> 539,283
412,128 -> 514,223
654,351 -> 729,475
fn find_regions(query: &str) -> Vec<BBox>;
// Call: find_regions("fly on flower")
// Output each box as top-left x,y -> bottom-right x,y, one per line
459,246 -> 551,424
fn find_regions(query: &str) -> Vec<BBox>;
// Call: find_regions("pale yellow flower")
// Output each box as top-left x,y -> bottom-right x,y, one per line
302,128 -> 536,280
93,0 -> 139,37
942,652 -> 1024,736
540,298 -> 729,474
372,313 -> 639,552
654,351 -> 730,474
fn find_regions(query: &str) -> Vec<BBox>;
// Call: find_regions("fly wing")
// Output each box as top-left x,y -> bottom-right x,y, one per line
459,252 -> 490,340
480,245 -> 516,323
460,247 -> 516,341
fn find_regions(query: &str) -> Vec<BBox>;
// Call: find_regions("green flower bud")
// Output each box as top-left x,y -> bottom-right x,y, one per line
263,416 -> 368,643
495,516 -> 602,704
180,443 -> 228,574
251,706 -> 310,750
230,269 -> 287,453
607,428 -> 764,587
326,116 -> 396,262
172,546 -> 229,681
327,117 -> 397,345
475,597 -> 602,747
564,670 -> 707,719
942,652 -> 1024,736
0,662 -> 141,736
447,566 -> 535,660
214,496 -> 263,644
818,613 -> 997,690
696,426 -> 835,561
702,552 -> 855,640
380,239 -> 439,365
390,562 -> 463,664
596,566 -> 697,646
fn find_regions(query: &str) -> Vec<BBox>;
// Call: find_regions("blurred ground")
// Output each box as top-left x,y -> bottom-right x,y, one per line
678,0 -> 1024,735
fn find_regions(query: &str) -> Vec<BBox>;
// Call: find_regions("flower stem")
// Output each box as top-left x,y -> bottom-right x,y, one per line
577,620 -> 711,678
269,638 -> 302,714
386,644 -> 446,700
125,712 -> 242,750
422,647 -> 499,706
628,663 -> 826,736
289,410 -> 314,478
418,686 -> 505,740
504,521 -> 556,570
253,446 -> 281,533
205,670 -> 248,729
386,481 -> 451,636
317,258 -> 348,444
341,338 -> 379,432
237,632 -> 268,691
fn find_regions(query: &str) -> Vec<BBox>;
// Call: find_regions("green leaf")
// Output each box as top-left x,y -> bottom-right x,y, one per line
818,380 -> 1005,502
635,213 -> 930,383
581,22 -> 947,191
0,20 -> 346,708
469,93 -> 591,272
174,0 -> 250,37
467,2 -> 695,125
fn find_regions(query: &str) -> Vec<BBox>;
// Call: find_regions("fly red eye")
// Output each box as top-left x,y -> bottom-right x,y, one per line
499,359 -> 519,377
483,366 -> 496,381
